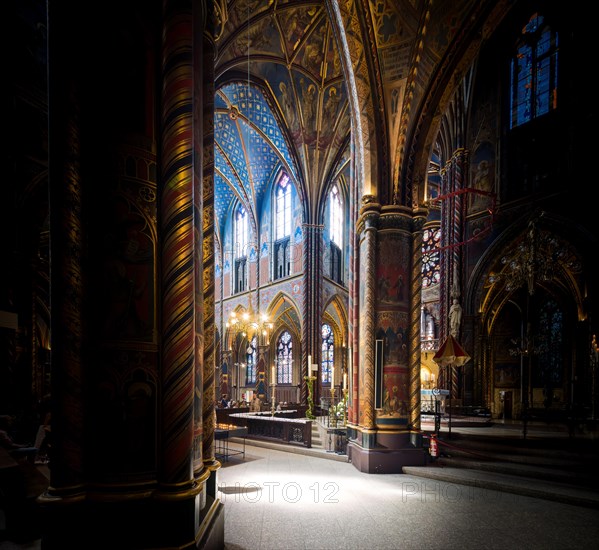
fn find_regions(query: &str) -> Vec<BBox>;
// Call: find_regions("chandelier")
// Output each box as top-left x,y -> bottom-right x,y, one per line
226,292 -> 273,346
487,212 -> 580,295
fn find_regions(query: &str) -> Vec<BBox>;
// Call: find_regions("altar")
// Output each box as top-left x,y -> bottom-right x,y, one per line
228,411 -> 313,447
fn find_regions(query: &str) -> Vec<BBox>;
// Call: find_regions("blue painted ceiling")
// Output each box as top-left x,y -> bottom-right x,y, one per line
214,1 -> 352,245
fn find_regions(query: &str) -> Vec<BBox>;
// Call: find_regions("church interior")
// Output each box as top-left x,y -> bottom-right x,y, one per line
1,0 -> 597,548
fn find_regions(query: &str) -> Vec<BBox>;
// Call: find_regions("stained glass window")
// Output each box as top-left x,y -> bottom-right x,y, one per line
276,330 -> 293,384
510,13 -> 558,128
246,336 -> 257,385
536,297 -> 563,387
321,324 -> 334,384
422,227 -> 441,288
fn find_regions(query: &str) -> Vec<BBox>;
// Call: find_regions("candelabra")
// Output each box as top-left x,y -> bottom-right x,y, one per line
329,385 -> 337,428
270,365 -> 276,417
271,383 -> 276,417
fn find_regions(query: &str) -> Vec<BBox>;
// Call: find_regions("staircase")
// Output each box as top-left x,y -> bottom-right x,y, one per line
404,431 -> 599,509
311,420 -> 324,450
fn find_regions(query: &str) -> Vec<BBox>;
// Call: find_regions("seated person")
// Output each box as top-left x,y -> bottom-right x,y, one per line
220,395 -> 228,408
0,415 -> 38,463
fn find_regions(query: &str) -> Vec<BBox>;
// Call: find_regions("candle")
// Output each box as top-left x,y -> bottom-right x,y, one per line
331,367 -> 334,386
308,355 -> 311,370
272,366 -> 275,384
343,372 -> 347,390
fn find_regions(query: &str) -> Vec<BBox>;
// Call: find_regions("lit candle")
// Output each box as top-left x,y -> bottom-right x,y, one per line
343,372 -> 347,390
271,366 -> 275,384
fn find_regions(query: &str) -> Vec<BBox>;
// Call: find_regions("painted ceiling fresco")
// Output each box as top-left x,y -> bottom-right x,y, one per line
213,0 -> 488,237
214,1 -> 351,241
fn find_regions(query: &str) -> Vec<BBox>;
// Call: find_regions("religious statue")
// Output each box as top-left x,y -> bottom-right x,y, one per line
449,298 -> 462,337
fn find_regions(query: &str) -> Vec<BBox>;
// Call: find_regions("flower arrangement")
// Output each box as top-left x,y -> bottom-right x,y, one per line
332,392 -> 348,424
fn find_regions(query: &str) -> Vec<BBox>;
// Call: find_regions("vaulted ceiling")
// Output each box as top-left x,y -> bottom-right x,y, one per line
214,1 -> 350,243
212,0 -> 509,241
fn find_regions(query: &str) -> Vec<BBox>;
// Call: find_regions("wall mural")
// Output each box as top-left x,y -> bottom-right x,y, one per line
375,233 -> 410,427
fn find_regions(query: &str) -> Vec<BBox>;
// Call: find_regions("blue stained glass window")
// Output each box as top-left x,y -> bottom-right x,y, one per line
276,331 -> 293,384
321,324 -> 334,384
510,13 -> 558,128
246,336 -> 257,385
536,298 -> 563,387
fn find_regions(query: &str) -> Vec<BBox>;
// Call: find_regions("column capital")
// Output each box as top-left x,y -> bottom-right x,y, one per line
358,200 -> 381,233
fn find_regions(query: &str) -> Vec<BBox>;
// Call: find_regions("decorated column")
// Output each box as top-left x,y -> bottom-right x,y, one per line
347,201 -> 428,473
356,198 -> 379,432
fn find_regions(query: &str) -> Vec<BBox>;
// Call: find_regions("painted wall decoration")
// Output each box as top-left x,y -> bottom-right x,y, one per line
376,235 -> 409,305
375,232 -> 411,427
469,141 -> 495,213
102,196 -> 155,341
376,315 -> 409,367
376,365 -> 409,427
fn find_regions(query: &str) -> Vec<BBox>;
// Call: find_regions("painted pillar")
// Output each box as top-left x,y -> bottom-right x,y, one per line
348,199 -> 428,472
440,149 -> 468,394
46,1 -> 85,496
199,2 -> 218,480
301,223 -> 323,405
374,207 -> 412,432
356,199 -> 379,431
409,210 -> 428,430
158,0 -> 197,489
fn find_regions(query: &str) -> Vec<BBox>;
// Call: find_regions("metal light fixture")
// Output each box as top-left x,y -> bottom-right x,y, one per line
226,292 -> 273,346
487,212 -> 579,295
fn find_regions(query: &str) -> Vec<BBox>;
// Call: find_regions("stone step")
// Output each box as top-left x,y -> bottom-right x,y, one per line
403,465 -> 599,509
414,431 -> 599,507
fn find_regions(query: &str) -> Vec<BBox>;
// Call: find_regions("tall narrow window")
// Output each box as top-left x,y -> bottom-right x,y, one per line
321,323 -> 334,384
421,227 -> 441,289
246,336 -> 257,385
276,330 -> 293,384
329,184 -> 343,246
275,174 -> 291,240
274,174 -> 292,280
234,204 -> 248,293
510,13 -> 558,128
329,184 -> 343,284
536,297 -> 563,389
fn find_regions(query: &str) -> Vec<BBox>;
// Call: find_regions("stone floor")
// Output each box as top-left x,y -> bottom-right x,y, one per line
2,418 -> 599,549
218,436 -> 599,550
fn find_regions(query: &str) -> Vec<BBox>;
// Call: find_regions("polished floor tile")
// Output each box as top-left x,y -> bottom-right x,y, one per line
218,441 -> 599,550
